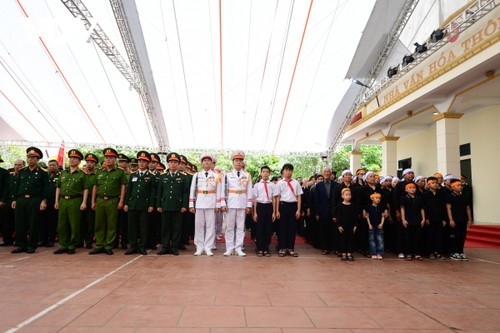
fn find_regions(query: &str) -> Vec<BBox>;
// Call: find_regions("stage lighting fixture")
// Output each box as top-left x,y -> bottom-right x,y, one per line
387,66 -> 398,78
402,54 -> 414,67
414,42 -> 427,53
430,29 -> 445,43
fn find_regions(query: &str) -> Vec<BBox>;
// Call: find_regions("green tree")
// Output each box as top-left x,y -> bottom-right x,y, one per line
360,145 -> 382,172
331,145 -> 351,175
0,146 -> 27,169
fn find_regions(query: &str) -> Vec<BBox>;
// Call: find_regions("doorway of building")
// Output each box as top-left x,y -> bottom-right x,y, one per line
460,158 -> 472,185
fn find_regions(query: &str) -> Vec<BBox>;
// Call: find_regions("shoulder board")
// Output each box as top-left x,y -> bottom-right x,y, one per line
180,171 -> 187,175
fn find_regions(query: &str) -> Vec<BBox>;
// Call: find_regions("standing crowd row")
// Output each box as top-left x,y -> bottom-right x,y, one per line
0,147 -> 473,262
0,147 -> 305,258
299,167 -> 473,261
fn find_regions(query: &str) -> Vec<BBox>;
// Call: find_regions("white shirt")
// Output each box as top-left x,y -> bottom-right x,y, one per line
221,169 -> 253,208
277,178 -> 303,202
189,170 -> 222,209
253,180 -> 277,204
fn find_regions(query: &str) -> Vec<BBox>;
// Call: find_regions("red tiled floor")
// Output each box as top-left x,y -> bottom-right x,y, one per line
245,306 -> 314,327
2,242 -> 500,332
105,304 -> 183,327
361,307 -> 447,330
267,290 -> 327,306
178,305 -> 246,327
304,307 -> 380,329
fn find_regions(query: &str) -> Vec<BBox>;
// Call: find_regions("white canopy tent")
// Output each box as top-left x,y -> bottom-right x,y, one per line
0,0 -> 377,155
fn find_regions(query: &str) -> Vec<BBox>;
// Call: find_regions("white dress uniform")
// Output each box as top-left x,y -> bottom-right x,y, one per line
221,169 -> 253,255
189,169 -> 222,255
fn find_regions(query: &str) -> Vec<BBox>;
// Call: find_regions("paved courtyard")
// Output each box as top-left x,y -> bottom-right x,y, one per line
1,240 -> 499,333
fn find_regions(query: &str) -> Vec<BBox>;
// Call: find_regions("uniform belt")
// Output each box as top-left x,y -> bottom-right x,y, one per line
21,194 -> 39,199
280,201 -> 297,204
197,190 -> 216,194
62,195 -> 82,199
228,189 -> 246,194
98,195 -> 119,200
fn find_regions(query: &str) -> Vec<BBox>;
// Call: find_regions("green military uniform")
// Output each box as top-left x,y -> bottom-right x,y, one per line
178,155 -> 192,249
0,157 -> 10,245
125,151 -> 156,255
156,153 -> 189,255
1,169 -> 18,246
81,153 -> 98,248
117,153 -> 130,249
91,148 -> 127,254
41,167 -> 60,246
12,147 -> 48,253
54,149 -> 88,254
146,153 -> 162,249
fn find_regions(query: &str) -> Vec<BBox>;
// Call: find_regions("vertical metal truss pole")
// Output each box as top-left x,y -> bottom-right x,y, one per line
61,0 -> 169,150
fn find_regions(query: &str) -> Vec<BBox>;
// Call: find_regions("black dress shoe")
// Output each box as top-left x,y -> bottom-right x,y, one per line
106,249 -> 114,255
89,248 -> 105,255
138,248 -> 147,255
26,248 -> 36,254
53,248 -> 68,254
171,248 -> 179,256
46,242 -> 55,247
0,242 -> 13,247
11,246 -> 27,253
67,249 -> 76,255
157,247 -> 170,255
125,248 -> 138,255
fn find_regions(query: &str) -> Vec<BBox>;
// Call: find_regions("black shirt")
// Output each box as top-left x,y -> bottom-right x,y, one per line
400,194 -> 423,225
336,202 -> 357,228
446,192 -> 469,223
423,190 -> 446,223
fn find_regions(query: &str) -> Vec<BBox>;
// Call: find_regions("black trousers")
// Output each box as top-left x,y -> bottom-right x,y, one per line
404,224 -> 422,255
14,196 -> 42,249
339,227 -> 354,253
319,217 -> 334,251
427,220 -> 443,253
40,204 -> 58,244
256,203 -> 273,252
1,204 -> 15,244
161,210 -> 182,249
450,221 -> 468,254
127,210 -> 149,249
278,202 -> 297,250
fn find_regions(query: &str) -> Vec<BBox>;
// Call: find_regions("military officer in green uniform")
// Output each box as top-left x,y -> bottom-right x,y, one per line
124,151 -> 156,255
129,158 -> 138,173
40,159 -> 60,247
146,153 -> 162,249
81,153 -> 98,248
90,148 -> 127,255
54,149 -> 88,254
0,160 -> 24,246
156,152 -> 189,255
11,147 -> 48,254
117,153 -> 130,249
179,155 -> 192,250
0,155 -> 10,245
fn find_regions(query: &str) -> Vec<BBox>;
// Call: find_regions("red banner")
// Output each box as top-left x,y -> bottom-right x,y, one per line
57,142 -> 65,166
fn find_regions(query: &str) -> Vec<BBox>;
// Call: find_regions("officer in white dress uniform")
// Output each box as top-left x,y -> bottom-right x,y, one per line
189,153 -> 222,256
221,151 -> 253,256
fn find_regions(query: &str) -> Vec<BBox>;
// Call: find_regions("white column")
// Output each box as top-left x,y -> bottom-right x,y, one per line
379,136 -> 399,176
349,150 -> 362,172
433,113 -> 463,177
